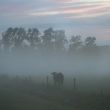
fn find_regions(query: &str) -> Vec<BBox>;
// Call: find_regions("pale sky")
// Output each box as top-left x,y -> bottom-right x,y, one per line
0,0 -> 110,44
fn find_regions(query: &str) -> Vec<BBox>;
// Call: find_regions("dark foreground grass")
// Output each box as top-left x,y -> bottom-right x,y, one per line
0,76 -> 110,110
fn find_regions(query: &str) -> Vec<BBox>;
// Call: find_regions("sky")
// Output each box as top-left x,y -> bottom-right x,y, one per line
0,0 -> 110,45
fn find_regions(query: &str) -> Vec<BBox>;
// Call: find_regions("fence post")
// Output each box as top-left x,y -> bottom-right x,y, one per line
46,75 -> 49,88
73,78 -> 77,90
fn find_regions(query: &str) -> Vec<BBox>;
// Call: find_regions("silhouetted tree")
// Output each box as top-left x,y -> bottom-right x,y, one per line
85,37 -> 96,47
1,27 -> 99,55
69,35 -> 82,53
84,36 -> 97,53
54,30 -> 67,53
41,28 -> 54,52
26,28 -> 40,49
2,27 -> 13,51
13,28 -> 26,49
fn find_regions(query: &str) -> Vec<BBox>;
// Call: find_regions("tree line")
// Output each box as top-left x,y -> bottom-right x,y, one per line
0,27 -> 97,53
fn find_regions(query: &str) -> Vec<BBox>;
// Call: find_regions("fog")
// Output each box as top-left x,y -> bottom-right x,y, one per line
0,28 -> 110,110
1,50 -> 110,74
0,50 -> 110,93
0,27 -> 109,78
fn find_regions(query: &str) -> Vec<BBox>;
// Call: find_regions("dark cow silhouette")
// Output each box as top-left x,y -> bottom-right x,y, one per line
51,72 -> 64,88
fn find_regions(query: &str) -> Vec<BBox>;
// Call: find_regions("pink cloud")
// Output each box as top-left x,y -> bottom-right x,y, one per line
54,0 -> 78,3
67,4 -> 110,18
29,1 -> 110,19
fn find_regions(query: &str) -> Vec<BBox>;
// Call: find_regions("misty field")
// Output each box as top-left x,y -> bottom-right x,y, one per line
0,74 -> 110,110
0,27 -> 110,110
0,0 -> 110,109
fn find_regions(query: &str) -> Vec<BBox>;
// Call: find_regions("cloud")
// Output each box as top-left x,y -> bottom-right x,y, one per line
54,0 -> 78,3
29,1 -> 110,19
1,0 -> 109,19
0,0 -> 55,15
66,3 -> 110,18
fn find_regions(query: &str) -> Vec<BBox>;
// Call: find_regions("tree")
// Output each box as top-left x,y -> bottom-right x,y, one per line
12,28 -> 26,50
41,28 -> 54,52
2,27 -> 13,51
69,35 -> 82,53
85,37 -> 96,48
26,28 -> 40,49
54,30 -> 67,52
84,37 -> 97,53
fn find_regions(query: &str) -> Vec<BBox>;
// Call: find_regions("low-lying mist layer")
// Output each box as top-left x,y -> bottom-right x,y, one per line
0,27 -> 110,93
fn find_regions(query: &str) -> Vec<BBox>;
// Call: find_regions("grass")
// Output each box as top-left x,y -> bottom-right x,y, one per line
0,75 -> 110,110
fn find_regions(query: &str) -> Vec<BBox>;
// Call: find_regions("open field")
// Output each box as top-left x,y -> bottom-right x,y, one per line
0,74 -> 110,110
